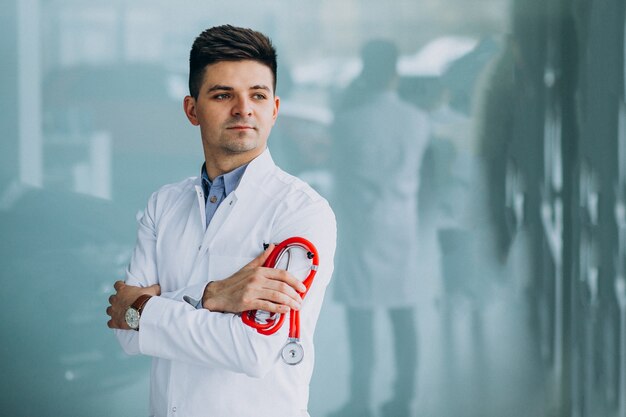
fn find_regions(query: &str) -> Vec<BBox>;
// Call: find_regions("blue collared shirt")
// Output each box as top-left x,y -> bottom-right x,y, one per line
201,162 -> 248,228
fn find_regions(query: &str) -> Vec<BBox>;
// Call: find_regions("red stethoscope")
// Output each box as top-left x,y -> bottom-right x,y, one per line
241,237 -> 319,365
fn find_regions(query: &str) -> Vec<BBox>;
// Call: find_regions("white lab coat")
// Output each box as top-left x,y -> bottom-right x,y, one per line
331,91 -> 429,307
114,149 -> 336,417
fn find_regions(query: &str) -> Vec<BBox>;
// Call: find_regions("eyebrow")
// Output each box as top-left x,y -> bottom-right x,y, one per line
206,84 -> 271,93
251,85 -> 271,92
207,85 -> 233,92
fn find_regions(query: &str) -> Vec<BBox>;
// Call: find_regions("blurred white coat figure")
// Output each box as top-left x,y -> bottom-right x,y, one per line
332,92 -> 429,306
329,40 -> 429,417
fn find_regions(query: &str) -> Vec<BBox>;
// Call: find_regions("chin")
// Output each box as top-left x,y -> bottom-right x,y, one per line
224,140 -> 260,154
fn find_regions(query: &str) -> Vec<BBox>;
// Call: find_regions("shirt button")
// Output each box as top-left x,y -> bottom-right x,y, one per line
209,196 -> 217,203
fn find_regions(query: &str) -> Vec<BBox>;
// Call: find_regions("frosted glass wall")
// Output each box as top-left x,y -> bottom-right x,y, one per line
1,0 -> 624,416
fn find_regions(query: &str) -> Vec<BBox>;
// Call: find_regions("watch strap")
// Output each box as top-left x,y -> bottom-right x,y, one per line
132,294 -> 152,315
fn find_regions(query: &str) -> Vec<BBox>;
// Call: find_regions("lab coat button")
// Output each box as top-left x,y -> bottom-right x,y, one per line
172,406 -> 177,413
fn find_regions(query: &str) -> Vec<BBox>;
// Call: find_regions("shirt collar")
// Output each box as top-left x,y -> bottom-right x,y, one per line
195,147 -> 275,198
200,161 -> 248,197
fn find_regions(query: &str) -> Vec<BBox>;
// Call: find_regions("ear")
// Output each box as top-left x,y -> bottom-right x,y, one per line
272,95 -> 280,124
183,96 -> 200,126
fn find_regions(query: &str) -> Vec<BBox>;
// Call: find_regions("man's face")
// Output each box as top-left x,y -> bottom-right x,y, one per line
184,60 -> 279,166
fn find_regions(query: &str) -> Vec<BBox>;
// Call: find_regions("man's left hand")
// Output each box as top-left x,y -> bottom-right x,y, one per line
106,281 -> 161,329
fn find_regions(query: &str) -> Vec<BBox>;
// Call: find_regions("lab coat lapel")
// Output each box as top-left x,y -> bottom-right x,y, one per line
194,185 -> 206,229
202,192 -> 238,248
201,148 -> 275,250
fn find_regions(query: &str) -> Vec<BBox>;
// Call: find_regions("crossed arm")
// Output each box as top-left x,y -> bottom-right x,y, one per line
104,245 -> 313,378
106,243 -> 306,330
105,187 -> 335,377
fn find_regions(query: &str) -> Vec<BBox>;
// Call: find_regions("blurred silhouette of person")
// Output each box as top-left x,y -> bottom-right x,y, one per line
418,40 -> 504,396
269,62 -> 333,195
477,34 -> 550,359
329,39 -> 429,417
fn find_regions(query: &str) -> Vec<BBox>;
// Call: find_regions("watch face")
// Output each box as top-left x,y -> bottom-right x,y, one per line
125,307 -> 140,329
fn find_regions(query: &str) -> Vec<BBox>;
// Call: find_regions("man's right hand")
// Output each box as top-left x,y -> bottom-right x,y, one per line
201,244 -> 306,314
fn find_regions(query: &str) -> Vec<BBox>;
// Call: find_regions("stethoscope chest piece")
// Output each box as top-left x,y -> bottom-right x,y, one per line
281,338 -> 304,365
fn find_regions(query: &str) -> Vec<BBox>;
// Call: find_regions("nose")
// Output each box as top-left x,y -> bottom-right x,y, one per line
231,95 -> 252,117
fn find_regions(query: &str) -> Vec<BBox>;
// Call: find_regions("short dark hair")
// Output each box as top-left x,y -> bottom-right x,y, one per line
360,39 -> 398,90
188,25 -> 277,99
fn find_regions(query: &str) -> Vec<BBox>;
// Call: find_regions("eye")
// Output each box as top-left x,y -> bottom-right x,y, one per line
252,93 -> 267,100
213,93 -> 231,100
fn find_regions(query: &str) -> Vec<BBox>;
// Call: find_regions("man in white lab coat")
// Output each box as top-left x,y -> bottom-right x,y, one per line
330,40 -> 429,417
105,25 -> 336,417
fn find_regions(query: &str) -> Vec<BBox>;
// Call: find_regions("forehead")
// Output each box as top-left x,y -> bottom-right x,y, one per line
200,60 -> 274,89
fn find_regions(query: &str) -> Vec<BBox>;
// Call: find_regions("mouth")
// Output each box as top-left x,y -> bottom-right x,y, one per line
227,125 -> 255,131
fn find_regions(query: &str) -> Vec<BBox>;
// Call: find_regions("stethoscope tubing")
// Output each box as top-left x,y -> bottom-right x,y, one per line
241,237 -> 319,340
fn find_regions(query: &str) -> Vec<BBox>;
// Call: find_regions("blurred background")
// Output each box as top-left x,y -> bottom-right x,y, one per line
0,0 -> 625,416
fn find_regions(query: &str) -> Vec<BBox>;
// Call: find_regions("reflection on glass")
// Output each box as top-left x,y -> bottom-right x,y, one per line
2,0 -> 625,416
329,39 -> 429,417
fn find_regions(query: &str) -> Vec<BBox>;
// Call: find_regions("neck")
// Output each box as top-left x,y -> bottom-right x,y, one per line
203,148 -> 263,181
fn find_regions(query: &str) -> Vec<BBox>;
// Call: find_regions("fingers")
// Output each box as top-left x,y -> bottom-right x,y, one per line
105,298 -> 124,329
261,288 -> 302,311
108,280 -> 159,330
240,268 -> 306,311
257,278 -> 303,308
203,251 -> 306,314
146,284 -> 161,296
112,281 -> 160,297
239,285 -> 302,312
259,267 -> 307,293
238,270 -> 305,311
248,299 -> 292,314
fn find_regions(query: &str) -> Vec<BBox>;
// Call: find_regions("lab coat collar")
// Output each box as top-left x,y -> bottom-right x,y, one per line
231,147 -> 275,199
192,147 -> 274,192
192,147 -> 275,237
195,147 -> 274,245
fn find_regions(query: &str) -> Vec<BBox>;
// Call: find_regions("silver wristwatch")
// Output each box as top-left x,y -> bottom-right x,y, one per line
124,294 -> 152,330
